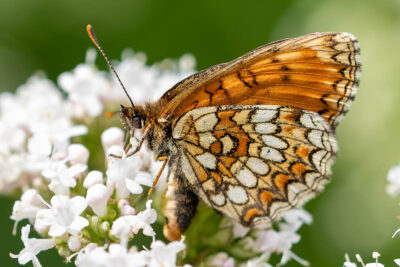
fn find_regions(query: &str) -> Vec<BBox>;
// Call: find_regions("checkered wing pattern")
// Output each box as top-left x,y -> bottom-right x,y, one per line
172,105 -> 337,226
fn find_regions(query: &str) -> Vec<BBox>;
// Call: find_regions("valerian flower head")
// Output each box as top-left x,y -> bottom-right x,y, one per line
4,49 -> 318,267
58,63 -> 109,118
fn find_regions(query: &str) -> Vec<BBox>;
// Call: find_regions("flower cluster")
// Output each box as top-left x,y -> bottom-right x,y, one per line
3,48 -> 311,266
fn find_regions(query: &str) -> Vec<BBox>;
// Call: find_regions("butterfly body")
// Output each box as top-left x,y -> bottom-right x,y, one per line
117,32 -> 360,241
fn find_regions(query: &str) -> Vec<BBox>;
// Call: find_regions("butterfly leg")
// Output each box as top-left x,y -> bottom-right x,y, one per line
107,131 -> 134,159
162,163 -> 198,241
146,156 -> 168,200
125,126 -> 151,157
109,126 -> 151,158
123,131 -> 133,153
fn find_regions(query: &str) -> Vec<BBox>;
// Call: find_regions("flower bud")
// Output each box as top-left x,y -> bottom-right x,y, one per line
68,144 -> 89,165
101,127 -> 124,152
117,199 -> 130,209
83,171 -> 103,188
86,184 -> 110,217
121,205 -> 136,216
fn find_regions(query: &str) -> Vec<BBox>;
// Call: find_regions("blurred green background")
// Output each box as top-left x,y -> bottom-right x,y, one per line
1,0 -> 400,266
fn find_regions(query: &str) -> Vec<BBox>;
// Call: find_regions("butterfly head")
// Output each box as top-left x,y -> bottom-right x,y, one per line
119,105 -> 145,131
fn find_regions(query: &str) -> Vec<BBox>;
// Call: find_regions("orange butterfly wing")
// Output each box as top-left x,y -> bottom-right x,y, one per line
159,32 -> 360,238
158,32 -> 360,128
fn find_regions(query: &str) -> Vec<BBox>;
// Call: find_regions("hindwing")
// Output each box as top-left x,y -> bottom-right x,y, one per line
172,105 -> 337,226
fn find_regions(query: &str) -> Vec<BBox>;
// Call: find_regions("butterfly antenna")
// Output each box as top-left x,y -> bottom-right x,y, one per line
86,24 -> 135,107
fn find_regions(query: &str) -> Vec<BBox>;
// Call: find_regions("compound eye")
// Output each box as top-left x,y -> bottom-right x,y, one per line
132,116 -> 142,129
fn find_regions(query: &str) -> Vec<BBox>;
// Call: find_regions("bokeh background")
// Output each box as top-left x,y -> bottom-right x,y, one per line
1,0 -> 400,266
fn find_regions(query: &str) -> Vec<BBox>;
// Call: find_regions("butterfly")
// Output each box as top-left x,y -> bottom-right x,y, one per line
87,25 -> 360,241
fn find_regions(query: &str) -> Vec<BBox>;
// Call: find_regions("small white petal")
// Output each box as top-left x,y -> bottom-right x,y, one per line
70,196 -> 88,215
69,216 -> 89,235
48,224 -> 66,237
83,170 -> 104,188
125,179 -> 144,195
67,163 -> 87,178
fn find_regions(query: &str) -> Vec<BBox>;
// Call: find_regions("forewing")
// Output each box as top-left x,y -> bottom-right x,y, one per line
160,32 -> 360,128
172,105 -> 337,226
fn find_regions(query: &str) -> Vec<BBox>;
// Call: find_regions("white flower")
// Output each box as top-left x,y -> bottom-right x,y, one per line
106,146 -> 152,196
111,200 -> 157,239
86,184 -> 111,217
15,76 -> 87,146
112,51 -> 195,104
355,252 -> 385,267
11,189 -> 47,225
244,254 -> 272,267
107,244 -> 144,267
75,243 -> 146,267
10,225 -> 56,267
231,222 -> 250,238
111,216 -> 134,241
140,239 -> 186,267
68,144 -> 90,165
0,115 -> 26,154
248,209 -> 312,266
0,75 -> 87,193
58,63 -> 109,118
343,254 -> 357,267
280,209 -> 313,232
35,195 -> 88,237
0,154 -> 26,192
387,164 -> 400,197
209,252 -> 235,267
130,200 -> 157,236
75,245 -> 109,267
113,54 -> 159,104
41,159 -> 87,194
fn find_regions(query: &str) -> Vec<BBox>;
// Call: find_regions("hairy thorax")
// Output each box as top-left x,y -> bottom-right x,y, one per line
142,103 -> 178,160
